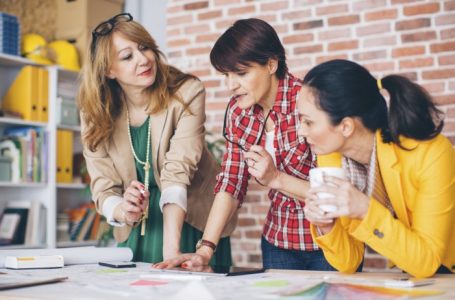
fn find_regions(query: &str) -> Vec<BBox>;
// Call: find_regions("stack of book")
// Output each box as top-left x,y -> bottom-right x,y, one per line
0,12 -> 20,56
64,203 -> 106,242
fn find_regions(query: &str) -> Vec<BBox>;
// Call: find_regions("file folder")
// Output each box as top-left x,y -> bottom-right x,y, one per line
56,130 -> 73,183
38,68 -> 49,122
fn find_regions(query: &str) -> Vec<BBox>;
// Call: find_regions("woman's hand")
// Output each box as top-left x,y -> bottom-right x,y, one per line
244,145 -> 280,188
153,252 -> 210,269
307,176 -> 370,220
303,195 -> 335,234
119,180 -> 150,226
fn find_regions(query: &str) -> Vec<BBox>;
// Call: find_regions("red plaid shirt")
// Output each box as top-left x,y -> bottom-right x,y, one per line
214,73 -> 319,251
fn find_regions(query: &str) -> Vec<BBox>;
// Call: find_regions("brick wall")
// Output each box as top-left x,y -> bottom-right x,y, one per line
165,0 -> 455,270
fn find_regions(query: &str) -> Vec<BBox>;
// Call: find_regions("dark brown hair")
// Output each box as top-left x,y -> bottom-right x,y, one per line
210,18 -> 287,79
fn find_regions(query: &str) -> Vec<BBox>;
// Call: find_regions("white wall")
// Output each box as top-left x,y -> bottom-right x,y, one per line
124,0 -> 167,53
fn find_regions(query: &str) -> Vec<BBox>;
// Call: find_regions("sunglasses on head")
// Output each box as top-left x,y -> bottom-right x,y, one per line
90,13 -> 133,61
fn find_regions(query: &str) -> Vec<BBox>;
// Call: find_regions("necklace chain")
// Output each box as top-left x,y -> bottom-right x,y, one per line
126,106 -> 151,236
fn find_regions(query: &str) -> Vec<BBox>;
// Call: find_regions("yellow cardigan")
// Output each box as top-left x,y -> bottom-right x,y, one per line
313,131 -> 455,278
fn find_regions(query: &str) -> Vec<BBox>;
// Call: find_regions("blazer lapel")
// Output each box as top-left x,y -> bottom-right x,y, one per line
150,108 -> 168,181
113,108 -> 136,183
376,131 -> 409,225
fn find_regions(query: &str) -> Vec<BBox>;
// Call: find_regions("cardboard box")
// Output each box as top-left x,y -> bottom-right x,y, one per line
55,0 -> 124,64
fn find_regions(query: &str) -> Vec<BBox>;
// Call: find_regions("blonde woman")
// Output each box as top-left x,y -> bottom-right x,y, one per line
78,13 -> 236,264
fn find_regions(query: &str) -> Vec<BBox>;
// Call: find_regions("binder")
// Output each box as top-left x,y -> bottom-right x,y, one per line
38,68 -> 49,122
2,66 -> 40,121
56,130 -> 73,183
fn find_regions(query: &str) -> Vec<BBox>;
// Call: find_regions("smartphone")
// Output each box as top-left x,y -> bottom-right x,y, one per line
384,277 -> 435,288
98,261 -> 136,268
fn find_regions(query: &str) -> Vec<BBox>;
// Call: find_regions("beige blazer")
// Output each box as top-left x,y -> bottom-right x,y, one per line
82,79 -> 237,242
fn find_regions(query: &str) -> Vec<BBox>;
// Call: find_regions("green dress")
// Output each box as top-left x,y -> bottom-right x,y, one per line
118,117 -> 232,266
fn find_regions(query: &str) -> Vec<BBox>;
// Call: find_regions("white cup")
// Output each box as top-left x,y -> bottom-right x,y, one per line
309,167 -> 345,213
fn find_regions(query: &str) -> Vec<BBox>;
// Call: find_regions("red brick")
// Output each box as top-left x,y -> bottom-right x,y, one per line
353,0 -> 387,11
166,28 -> 181,37
167,5 -> 183,14
395,18 -> 431,31
245,230 -> 262,238
196,33 -> 219,43
257,15 -> 277,23
364,61 -> 395,72
421,82 -> 445,94
422,69 -> 455,80
238,218 -> 256,226
356,23 -> 391,36
214,0 -> 241,5
442,122 -> 455,133
399,57 -> 434,69
448,108 -> 455,117
392,0 -> 420,3
287,57 -> 312,68
365,9 -> 398,21
316,4 -> 348,16
318,28 -> 351,41
203,79 -> 221,88
293,20 -> 324,31
184,24 -> 210,34
168,50 -> 182,59
433,94 -> 455,105
215,19 -> 234,30
392,46 -> 426,57
363,35 -> 397,47
445,0 -> 455,11
260,1 -> 288,11
436,14 -> 455,26
247,254 -> 262,264
295,0 -> 323,5
167,15 -> 192,26
228,5 -> 256,15
328,15 -> 360,26
183,1 -> 208,10
449,82 -> 455,91
251,205 -> 270,214
431,41 -> 455,53
401,31 -> 436,43
274,24 -> 289,34
215,90 -> 231,98
397,72 -> 418,81
294,44 -> 324,55
441,28 -> 455,39
439,54 -> 455,65
282,10 -> 311,20
328,40 -> 358,51
283,33 -> 314,44
186,46 -> 211,56
198,10 -> 222,20
190,69 -> 211,77
206,101 -> 227,110
316,54 -> 349,64
168,38 -> 191,48
403,3 -> 440,16
353,50 -> 387,61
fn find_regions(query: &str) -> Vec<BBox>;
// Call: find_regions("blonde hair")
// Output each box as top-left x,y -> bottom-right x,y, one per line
78,20 -> 195,152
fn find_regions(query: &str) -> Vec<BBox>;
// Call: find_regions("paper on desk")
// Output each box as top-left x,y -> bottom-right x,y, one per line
0,247 -> 133,267
169,281 -> 216,300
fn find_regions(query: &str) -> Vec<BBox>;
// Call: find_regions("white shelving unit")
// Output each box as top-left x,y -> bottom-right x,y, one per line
0,53 -> 93,249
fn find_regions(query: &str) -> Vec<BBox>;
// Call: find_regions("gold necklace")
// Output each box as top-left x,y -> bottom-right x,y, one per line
126,106 -> 151,236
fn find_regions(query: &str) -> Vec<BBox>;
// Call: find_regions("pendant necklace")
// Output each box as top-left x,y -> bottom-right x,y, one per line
126,106 -> 151,236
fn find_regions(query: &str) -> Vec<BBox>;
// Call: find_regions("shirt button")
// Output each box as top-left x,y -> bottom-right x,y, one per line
297,156 -> 302,160
373,229 -> 384,238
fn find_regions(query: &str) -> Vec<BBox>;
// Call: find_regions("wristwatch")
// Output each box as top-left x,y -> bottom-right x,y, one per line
196,239 -> 217,253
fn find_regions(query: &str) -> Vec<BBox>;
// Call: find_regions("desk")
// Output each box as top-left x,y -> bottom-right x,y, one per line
1,263 -> 454,299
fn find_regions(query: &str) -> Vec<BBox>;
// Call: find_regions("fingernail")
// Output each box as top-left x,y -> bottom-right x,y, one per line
181,263 -> 188,268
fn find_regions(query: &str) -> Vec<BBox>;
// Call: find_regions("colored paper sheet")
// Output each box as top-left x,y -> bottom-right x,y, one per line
130,279 -> 168,286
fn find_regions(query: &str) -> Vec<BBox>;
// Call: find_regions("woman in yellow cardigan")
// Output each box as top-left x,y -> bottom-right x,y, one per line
297,59 -> 455,278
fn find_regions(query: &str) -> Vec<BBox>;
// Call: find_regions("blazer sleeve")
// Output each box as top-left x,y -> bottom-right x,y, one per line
351,136 -> 455,278
81,116 -> 124,215
159,79 -> 206,190
311,218 -> 365,273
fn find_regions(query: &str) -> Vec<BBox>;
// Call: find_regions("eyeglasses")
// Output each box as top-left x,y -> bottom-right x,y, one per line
90,13 -> 133,60
222,104 -> 271,152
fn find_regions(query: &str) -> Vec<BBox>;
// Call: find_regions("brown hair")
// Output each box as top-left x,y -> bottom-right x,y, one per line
78,20 -> 196,151
210,18 -> 287,79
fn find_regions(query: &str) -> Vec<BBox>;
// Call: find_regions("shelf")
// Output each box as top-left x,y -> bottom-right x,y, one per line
0,53 -> 40,68
0,117 -> 48,127
57,183 -> 87,189
0,244 -> 47,250
57,240 -> 98,248
57,124 -> 81,132
0,181 -> 47,187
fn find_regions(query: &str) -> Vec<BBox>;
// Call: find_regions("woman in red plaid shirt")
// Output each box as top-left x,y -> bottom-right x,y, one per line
155,18 -> 337,271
